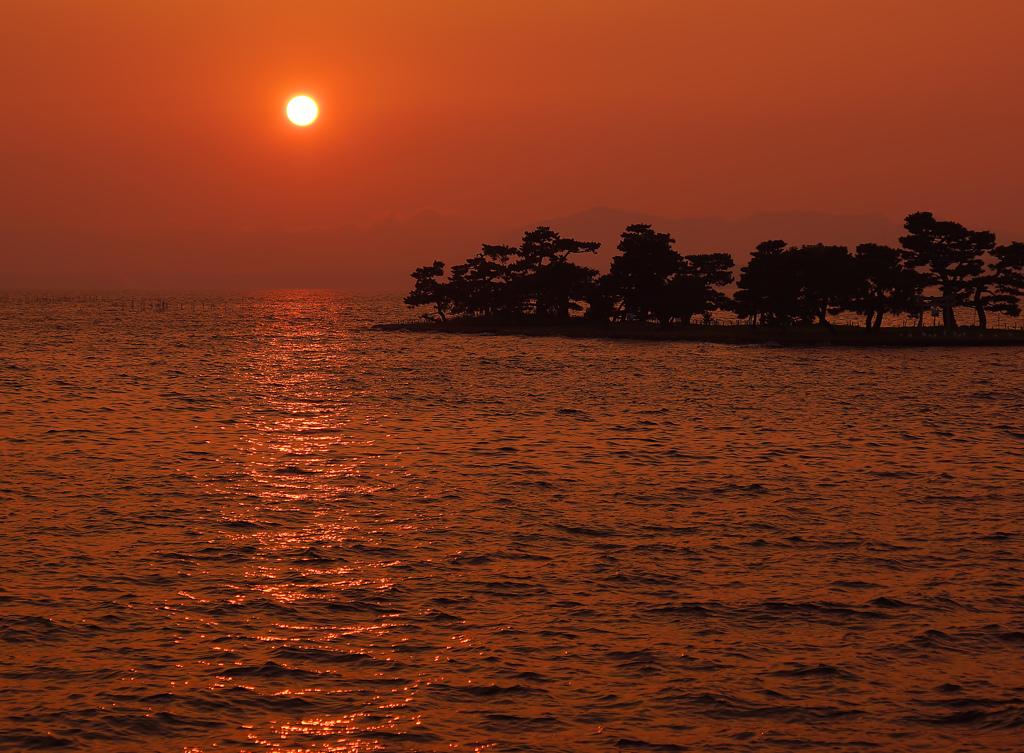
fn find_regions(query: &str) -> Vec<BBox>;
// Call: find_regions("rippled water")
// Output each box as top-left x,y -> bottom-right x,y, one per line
1,291 -> 1022,753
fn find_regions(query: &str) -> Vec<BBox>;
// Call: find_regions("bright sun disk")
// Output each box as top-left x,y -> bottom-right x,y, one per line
287,96 -> 318,126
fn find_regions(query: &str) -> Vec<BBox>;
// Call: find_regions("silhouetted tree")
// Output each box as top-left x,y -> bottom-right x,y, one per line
734,242 -> 856,330
971,241 -> 1024,329
405,227 -> 599,322
483,226 -> 600,320
604,225 -> 733,328
733,240 -> 798,326
900,211 -> 995,329
850,243 -> 922,328
533,258 -> 600,319
447,254 -> 514,318
607,224 -> 681,326
583,273 -> 618,327
787,244 -> 856,331
404,261 -> 450,321
662,253 -> 735,326
406,216 -> 1022,336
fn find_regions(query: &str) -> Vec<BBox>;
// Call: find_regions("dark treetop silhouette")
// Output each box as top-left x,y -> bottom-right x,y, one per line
900,211 -> 1024,330
405,213 -> 1024,334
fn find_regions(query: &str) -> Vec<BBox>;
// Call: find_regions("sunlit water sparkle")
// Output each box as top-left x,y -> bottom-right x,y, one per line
1,291 -> 1022,752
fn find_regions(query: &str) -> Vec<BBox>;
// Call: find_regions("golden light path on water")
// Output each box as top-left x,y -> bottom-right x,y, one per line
221,296 -> 412,751
0,291 -> 1022,752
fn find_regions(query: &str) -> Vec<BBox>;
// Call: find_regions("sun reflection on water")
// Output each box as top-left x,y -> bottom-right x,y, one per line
197,294 -> 427,750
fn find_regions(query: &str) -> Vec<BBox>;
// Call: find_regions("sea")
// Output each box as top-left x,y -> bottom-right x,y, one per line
1,291 -> 1022,753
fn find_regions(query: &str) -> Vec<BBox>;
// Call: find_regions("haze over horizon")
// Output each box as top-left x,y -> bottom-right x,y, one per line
2,1 -> 1022,289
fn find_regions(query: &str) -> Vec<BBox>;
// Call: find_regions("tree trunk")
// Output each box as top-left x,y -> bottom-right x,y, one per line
940,277 -> 958,330
865,311 -> 873,328
818,310 -> 836,334
873,311 -> 884,328
973,288 -> 987,330
943,305 -> 957,330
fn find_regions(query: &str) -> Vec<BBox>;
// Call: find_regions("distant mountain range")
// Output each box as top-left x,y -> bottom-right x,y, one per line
3,209 -> 1020,290
505,208 -> 905,272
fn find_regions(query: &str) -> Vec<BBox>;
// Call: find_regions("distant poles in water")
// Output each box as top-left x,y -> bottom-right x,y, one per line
0,294 -> 262,320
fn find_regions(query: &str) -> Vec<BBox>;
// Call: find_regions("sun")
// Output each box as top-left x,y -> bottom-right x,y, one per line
286,95 -> 318,126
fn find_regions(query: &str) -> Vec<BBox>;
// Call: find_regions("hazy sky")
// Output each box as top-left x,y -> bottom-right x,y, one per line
2,1 -> 1022,287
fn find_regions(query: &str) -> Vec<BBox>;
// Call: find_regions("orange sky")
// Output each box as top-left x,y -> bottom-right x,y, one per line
2,0 -> 1022,288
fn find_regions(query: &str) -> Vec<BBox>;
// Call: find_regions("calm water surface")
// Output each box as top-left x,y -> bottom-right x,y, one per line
1,291 -> 1022,752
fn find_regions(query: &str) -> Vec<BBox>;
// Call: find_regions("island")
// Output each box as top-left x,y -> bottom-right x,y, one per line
381,212 -> 1024,346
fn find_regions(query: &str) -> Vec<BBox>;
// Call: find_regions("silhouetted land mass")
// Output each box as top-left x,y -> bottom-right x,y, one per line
393,212 -> 1024,345
376,319 -> 1024,346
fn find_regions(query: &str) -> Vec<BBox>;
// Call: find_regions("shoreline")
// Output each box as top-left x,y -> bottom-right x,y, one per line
374,319 -> 1024,347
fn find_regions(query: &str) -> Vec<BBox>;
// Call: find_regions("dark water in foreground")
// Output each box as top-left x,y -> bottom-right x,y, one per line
1,291 -> 1022,753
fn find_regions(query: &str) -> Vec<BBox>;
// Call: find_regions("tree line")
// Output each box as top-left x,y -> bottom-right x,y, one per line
405,212 -> 1024,330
